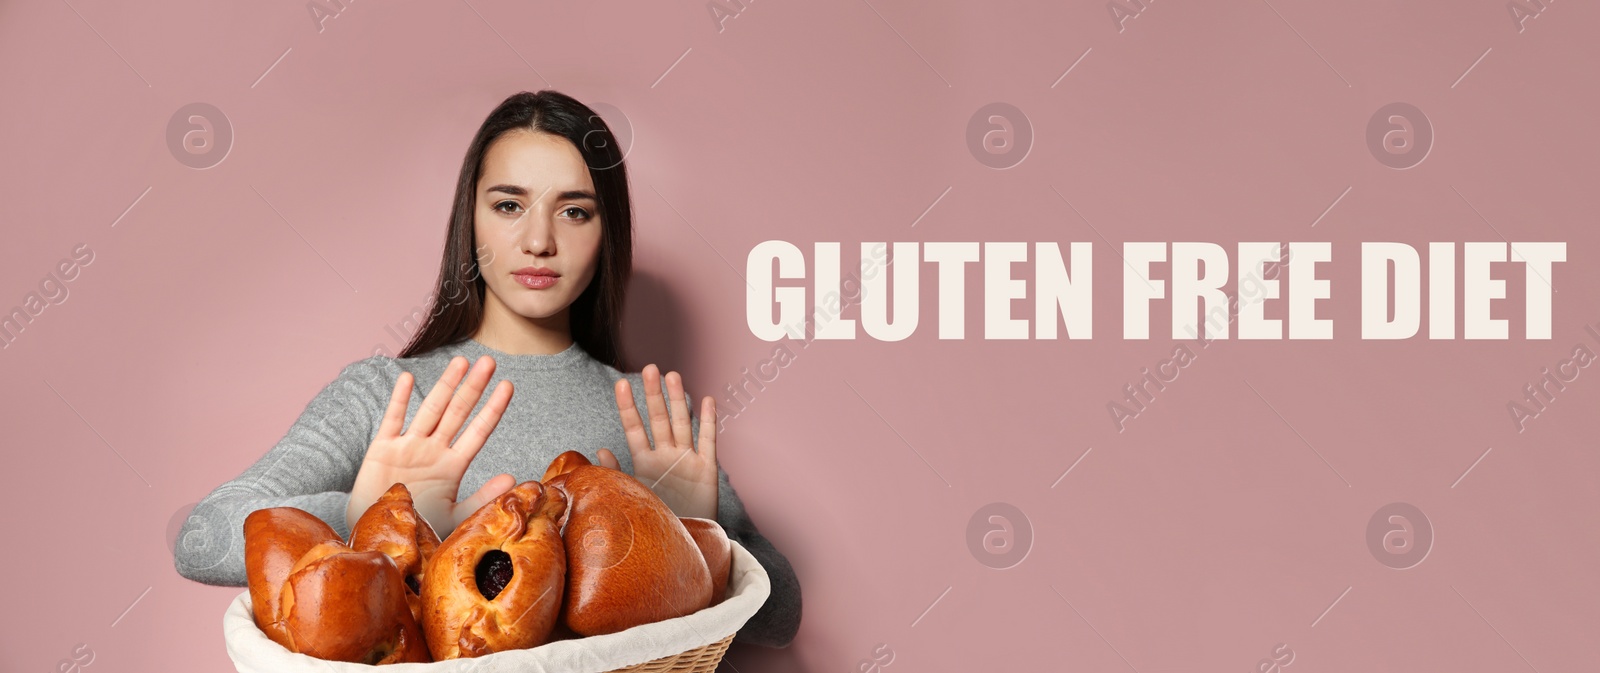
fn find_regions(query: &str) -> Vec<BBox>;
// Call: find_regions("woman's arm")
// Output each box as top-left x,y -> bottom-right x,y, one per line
688,411 -> 803,649
709,458 -> 804,649
610,370 -> 803,647
172,357 -> 393,586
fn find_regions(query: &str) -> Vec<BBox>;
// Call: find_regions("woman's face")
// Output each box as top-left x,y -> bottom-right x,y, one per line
473,129 -> 603,324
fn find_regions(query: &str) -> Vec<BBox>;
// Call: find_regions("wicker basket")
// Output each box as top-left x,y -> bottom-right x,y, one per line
222,539 -> 770,673
606,633 -> 735,673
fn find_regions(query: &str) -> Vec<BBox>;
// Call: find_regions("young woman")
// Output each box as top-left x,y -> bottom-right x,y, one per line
174,90 -> 800,648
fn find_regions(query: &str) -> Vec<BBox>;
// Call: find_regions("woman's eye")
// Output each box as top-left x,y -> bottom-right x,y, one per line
561,206 -> 591,220
495,201 -> 523,214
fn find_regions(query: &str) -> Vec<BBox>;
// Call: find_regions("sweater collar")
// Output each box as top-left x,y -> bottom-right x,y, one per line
442,337 -> 590,372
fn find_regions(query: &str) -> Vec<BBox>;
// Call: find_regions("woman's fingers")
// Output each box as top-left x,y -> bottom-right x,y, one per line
407,355 -> 470,437
450,379 -> 513,465
698,396 -> 717,464
376,371 -> 413,439
614,378 -> 652,454
665,371 -> 693,451
641,364 -> 675,450
434,356 -> 497,443
596,448 -> 620,470
453,473 -> 515,530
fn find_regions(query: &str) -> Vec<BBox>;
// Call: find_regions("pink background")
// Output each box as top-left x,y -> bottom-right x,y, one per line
3,0 -> 1597,671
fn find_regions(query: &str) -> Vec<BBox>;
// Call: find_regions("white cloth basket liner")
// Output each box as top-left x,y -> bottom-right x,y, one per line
223,539 -> 771,673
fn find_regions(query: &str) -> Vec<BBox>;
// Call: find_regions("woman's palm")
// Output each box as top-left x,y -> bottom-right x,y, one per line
347,355 -> 517,536
598,365 -> 719,521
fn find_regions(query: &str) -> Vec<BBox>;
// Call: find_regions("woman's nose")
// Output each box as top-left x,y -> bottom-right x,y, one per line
519,213 -> 556,255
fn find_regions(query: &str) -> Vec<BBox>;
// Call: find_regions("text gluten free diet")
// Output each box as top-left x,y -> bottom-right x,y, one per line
745,241 -> 1567,341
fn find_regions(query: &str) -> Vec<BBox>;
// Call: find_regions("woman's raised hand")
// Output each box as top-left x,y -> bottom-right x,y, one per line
347,355 -> 517,538
596,364 -> 718,521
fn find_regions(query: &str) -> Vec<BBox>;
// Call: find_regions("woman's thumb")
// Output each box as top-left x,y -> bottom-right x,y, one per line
453,473 -> 515,528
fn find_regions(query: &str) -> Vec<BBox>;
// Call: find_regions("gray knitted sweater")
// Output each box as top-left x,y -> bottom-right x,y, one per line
173,337 -> 800,648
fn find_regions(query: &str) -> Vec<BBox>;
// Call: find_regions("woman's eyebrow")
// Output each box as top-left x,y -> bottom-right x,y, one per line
484,184 -> 596,201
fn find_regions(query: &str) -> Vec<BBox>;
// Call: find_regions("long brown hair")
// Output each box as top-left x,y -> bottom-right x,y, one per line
398,90 -> 633,370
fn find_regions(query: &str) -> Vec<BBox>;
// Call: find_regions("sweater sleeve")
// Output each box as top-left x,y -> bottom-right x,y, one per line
689,409 -> 803,649
172,357 -> 393,586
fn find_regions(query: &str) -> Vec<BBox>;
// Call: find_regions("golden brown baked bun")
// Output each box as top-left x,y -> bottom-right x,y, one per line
679,517 -> 732,606
349,483 -> 440,624
541,449 -> 592,482
420,480 -> 568,660
243,507 -> 342,650
277,540 -> 432,664
543,454 -> 713,636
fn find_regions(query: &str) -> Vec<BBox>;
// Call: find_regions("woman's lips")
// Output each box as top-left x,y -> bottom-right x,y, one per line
512,273 -> 558,290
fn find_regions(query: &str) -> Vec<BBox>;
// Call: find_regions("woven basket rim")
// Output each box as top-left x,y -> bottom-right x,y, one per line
604,633 -> 736,673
